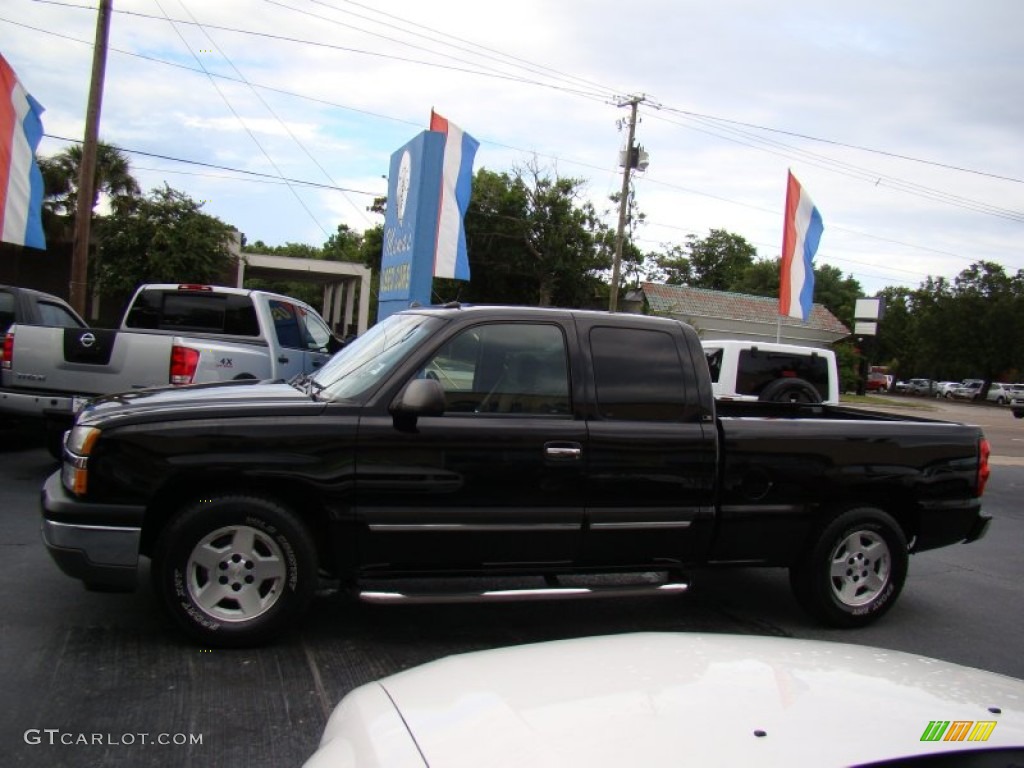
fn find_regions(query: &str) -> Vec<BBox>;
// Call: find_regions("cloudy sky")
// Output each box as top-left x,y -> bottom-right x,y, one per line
4,0 -> 1023,296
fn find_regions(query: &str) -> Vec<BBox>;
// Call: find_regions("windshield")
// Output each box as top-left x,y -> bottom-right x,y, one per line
310,313 -> 443,401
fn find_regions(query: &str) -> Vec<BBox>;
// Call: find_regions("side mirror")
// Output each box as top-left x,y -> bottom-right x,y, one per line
391,378 -> 446,429
326,334 -> 347,354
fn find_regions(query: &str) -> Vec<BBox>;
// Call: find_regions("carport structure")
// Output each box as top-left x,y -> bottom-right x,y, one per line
235,251 -> 371,337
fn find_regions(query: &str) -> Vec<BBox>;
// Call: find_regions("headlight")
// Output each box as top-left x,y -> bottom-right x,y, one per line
63,426 -> 101,496
66,426 -> 101,457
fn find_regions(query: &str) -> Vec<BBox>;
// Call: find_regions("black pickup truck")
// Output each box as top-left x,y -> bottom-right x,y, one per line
41,306 -> 992,646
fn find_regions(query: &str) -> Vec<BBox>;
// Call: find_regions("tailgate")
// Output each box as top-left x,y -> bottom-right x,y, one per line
6,326 -> 176,396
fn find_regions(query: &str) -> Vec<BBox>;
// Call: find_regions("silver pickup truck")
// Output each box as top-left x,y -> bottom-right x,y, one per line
1,283 -> 341,452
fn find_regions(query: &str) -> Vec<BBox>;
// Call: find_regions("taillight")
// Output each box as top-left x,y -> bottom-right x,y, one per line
170,345 -> 200,385
977,438 -> 991,497
1,331 -> 12,369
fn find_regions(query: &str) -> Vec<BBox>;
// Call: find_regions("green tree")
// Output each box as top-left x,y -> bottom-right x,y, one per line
871,287 -> 916,377
39,141 -> 141,240
455,165 -> 609,307
323,223 -> 363,262
811,264 -> 862,331
654,230 -> 757,290
95,185 -> 233,298
913,262 -> 1024,385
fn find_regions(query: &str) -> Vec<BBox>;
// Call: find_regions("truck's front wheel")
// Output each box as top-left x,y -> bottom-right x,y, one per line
790,507 -> 908,628
152,494 -> 317,647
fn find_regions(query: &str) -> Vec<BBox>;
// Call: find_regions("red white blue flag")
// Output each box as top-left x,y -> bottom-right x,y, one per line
779,171 -> 823,322
0,54 -> 45,250
430,110 -> 478,281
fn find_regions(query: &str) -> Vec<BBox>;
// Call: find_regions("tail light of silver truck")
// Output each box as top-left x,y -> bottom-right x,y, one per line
1,331 -> 12,369
169,345 -> 200,385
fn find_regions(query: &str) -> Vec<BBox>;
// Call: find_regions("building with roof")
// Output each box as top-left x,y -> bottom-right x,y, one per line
637,282 -> 849,348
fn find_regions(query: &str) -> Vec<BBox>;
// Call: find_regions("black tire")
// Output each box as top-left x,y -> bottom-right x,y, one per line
789,507 -> 908,628
758,377 -> 822,404
151,494 -> 317,647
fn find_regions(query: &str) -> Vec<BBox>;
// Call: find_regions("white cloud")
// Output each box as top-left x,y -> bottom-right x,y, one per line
5,0 -> 1023,297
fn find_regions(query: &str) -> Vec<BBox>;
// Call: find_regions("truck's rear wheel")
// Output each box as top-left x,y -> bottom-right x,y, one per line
152,494 -> 317,647
790,507 -> 908,628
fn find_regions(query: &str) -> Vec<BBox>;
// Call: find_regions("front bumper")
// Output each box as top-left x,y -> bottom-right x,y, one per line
40,471 -> 144,592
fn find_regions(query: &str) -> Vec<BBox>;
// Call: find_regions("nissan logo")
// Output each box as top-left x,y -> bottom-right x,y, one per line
79,332 -> 97,348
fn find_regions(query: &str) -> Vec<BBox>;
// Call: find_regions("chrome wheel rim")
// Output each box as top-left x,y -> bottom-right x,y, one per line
186,525 -> 286,623
829,529 -> 891,607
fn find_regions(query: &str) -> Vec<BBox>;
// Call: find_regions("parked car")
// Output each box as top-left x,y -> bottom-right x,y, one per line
0,285 -> 88,446
2,283 -> 341,453
701,339 -> 839,404
985,382 -> 1014,405
893,380 -> 910,393
865,371 -> 889,391
951,380 -> 985,400
304,633 -> 1024,768
42,305 -> 991,647
933,381 -> 959,398
907,378 -> 933,395
1010,386 -> 1024,419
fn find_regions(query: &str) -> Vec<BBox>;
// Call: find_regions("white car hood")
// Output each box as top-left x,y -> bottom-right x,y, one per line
306,633 -> 1024,768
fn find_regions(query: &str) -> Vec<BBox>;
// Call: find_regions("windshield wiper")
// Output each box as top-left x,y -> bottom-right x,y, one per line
288,373 -> 325,401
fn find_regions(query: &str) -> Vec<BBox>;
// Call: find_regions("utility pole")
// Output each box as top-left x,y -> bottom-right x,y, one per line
69,0 -> 112,316
608,95 -> 644,312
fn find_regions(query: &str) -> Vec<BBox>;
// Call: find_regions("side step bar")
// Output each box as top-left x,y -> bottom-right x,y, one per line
358,579 -> 689,605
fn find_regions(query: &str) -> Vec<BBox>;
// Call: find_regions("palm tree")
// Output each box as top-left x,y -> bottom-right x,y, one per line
39,141 -> 141,240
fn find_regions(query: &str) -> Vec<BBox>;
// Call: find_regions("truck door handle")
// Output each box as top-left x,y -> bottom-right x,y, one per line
545,442 -> 582,460
278,356 -> 289,364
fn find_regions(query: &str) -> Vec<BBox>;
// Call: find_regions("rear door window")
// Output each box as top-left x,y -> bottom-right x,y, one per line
590,326 -> 691,422
36,301 -> 86,328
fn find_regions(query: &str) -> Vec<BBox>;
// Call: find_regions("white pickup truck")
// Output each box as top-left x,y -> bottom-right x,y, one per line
701,339 -> 840,404
1,283 -> 341,452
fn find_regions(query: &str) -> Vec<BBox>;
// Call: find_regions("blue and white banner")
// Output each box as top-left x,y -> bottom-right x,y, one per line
779,171 -> 823,322
0,53 -> 45,250
430,110 -> 478,281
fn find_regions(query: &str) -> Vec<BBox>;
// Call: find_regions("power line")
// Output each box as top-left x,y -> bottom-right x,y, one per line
27,0 -> 614,101
17,0 -> 1020,285
44,133 -> 384,195
178,0 -> 372,227
299,0 -> 621,97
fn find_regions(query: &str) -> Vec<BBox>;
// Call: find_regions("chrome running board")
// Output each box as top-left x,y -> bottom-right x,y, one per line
357,579 -> 689,605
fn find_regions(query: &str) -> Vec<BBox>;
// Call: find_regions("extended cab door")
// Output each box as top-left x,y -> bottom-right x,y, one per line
576,317 -> 718,567
355,318 -> 587,570
267,299 -> 334,378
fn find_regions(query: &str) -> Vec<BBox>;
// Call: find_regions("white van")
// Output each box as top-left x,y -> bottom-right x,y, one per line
701,339 -> 840,404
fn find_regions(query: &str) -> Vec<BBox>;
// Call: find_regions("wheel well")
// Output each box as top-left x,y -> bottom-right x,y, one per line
803,495 -> 919,553
140,475 -> 339,571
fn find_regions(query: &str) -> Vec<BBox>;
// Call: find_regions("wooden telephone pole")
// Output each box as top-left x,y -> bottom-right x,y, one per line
69,0 -> 112,316
608,95 -> 645,312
